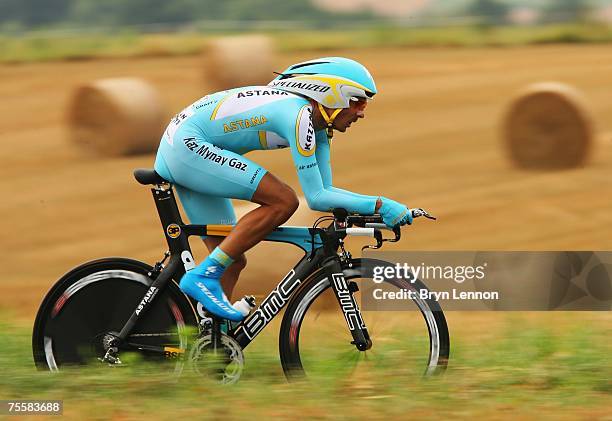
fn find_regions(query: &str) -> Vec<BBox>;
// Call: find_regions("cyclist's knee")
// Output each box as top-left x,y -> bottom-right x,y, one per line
281,187 -> 299,212
274,186 -> 299,223
253,173 -> 299,224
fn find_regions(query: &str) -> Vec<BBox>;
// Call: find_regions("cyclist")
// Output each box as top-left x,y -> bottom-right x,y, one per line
154,57 -> 412,322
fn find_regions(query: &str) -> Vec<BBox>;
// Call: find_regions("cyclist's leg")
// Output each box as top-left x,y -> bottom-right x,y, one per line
174,186 -> 246,300
176,176 -> 296,312
158,137 -> 299,258
216,172 -> 298,258
204,237 -> 246,300
157,137 -> 298,320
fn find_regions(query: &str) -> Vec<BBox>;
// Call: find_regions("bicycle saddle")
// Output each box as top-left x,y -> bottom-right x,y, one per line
133,168 -> 168,185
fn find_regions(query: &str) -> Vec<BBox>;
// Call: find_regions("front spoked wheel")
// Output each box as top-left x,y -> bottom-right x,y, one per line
279,258 -> 450,381
32,258 -> 198,374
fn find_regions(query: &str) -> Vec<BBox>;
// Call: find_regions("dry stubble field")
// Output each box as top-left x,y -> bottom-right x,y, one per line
1,44 -> 612,420
1,44 -> 612,324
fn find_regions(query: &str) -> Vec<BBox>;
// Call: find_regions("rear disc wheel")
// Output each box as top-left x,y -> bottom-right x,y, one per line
32,258 -> 198,374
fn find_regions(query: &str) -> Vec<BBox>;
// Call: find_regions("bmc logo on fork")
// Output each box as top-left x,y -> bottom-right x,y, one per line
332,273 -> 366,331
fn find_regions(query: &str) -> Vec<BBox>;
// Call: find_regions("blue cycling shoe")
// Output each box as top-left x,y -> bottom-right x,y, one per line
179,256 -> 244,322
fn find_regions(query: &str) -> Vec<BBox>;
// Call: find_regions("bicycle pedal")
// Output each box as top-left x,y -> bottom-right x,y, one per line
199,315 -> 213,328
99,348 -> 123,365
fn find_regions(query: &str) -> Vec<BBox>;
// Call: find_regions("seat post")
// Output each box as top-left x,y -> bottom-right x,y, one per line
151,185 -> 192,256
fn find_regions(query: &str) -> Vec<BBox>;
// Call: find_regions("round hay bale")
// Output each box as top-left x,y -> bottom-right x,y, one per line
68,78 -> 165,156
503,82 -> 595,169
203,35 -> 276,91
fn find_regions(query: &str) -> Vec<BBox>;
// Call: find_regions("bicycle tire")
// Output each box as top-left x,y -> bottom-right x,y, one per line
279,258 -> 450,380
32,257 -> 198,371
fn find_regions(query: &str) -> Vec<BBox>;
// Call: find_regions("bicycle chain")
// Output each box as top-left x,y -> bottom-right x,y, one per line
129,333 -> 178,337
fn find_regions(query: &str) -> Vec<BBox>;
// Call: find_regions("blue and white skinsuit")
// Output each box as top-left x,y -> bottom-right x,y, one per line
155,86 -> 378,223
154,86 -> 379,321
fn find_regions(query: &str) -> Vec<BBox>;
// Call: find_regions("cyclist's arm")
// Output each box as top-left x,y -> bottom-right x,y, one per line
314,132 -> 379,204
281,104 -> 377,214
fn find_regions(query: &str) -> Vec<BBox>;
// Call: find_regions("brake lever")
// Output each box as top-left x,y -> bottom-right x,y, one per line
387,226 -> 401,242
361,230 -> 383,251
363,223 -> 401,243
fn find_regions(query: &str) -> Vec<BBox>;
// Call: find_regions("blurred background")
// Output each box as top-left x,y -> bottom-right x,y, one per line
1,0 -> 611,418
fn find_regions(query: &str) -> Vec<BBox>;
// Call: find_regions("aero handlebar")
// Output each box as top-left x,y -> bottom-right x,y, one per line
331,207 -> 437,250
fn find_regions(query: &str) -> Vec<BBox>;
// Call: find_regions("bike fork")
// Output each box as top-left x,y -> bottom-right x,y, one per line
327,261 -> 372,351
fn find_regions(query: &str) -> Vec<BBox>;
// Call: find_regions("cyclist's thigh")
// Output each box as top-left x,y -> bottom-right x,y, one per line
158,132 -> 267,201
175,185 -> 236,225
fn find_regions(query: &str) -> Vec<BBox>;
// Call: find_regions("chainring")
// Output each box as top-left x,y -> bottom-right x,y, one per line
188,333 -> 244,384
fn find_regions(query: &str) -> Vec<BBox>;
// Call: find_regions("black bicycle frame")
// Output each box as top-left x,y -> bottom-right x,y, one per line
115,183 -> 371,352
232,249 -> 371,350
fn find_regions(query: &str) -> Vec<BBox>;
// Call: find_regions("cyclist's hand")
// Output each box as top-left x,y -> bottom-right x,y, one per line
378,197 -> 413,228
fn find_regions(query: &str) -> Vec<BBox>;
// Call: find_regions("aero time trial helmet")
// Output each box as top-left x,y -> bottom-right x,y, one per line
268,57 -> 377,109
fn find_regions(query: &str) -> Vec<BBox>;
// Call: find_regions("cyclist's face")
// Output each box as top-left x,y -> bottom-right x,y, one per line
333,97 -> 368,132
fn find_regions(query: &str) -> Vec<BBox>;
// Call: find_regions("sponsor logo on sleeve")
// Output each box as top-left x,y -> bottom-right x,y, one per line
296,105 -> 316,157
298,162 -> 318,171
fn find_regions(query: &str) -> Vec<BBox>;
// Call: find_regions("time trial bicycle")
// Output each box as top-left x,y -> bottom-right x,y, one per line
32,169 -> 450,383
